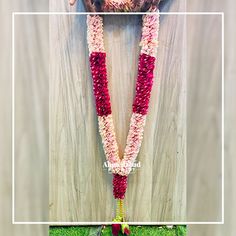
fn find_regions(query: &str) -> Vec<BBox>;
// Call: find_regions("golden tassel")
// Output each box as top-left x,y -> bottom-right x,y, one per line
119,199 -> 125,221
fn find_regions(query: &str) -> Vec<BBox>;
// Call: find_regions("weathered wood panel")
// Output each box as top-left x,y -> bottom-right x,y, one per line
187,1 -> 236,236
49,0 -> 186,222
0,1 -> 49,236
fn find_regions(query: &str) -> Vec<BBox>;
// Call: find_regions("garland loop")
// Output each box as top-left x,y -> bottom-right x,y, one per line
87,12 -> 160,230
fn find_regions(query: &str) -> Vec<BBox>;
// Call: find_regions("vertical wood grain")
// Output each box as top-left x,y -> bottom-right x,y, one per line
0,1 -> 49,236
187,1 -> 236,236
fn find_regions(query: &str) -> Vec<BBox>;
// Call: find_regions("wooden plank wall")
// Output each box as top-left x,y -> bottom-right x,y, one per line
187,1 -> 236,236
0,1 -> 49,236
49,0 -> 186,222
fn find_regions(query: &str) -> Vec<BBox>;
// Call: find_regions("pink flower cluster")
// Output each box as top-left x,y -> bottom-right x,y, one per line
98,115 -> 120,168
140,13 -> 160,57
87,15 -> 105,54
120,113 -> 146,176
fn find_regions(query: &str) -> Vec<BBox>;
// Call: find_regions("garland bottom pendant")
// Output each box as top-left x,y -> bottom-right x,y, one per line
87,9 -> 160,235
112,174 -> 128,234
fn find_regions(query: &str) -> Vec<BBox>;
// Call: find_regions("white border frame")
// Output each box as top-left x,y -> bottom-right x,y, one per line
12,11 -> 224,225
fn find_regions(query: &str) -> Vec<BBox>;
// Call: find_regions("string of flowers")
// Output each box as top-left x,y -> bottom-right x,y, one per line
87,11 -> 160,235
103,0 -> 134,12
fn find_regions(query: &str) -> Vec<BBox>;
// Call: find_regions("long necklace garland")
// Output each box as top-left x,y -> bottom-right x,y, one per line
87,11 -> 159,235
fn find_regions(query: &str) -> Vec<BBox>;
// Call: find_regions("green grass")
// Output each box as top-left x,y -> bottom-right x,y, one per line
49,225 -> 187,236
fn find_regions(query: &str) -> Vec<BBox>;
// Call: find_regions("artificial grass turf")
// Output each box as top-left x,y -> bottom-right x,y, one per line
49,226 -> 186,236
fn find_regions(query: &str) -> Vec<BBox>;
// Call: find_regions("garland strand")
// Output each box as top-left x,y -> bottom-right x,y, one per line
87,12 -> 159,229
103,0 -> 134,12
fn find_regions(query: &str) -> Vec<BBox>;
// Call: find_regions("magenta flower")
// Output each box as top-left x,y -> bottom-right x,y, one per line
112,223 -> 121,236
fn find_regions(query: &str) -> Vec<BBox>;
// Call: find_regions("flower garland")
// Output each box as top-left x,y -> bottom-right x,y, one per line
94,0 -> 160,12
103,0 -> 134,12
69,0 -> 162,12
87,12 -> 159,235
